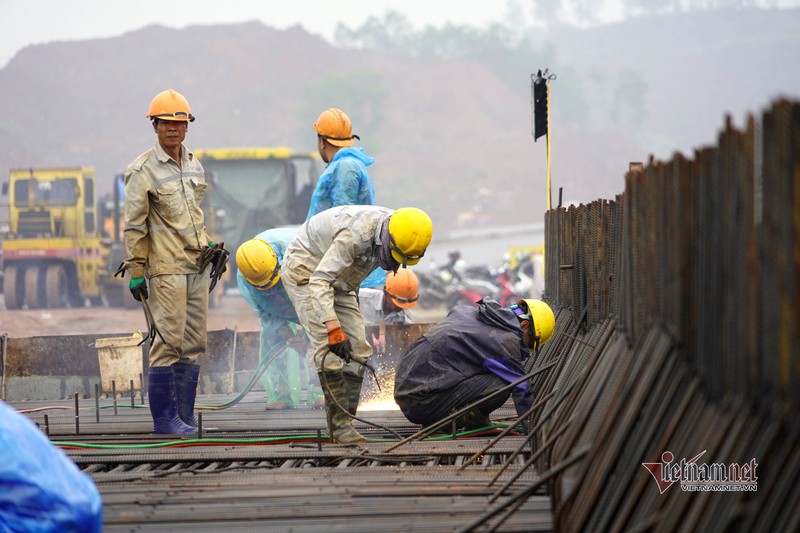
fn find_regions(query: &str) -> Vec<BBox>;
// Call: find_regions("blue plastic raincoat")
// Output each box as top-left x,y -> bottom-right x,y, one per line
306,147 -> 385,288
0,401 -> 103,532
306,147 -> 376,219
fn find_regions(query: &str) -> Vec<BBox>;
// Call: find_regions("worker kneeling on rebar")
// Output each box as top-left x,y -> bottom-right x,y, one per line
281,205 -> 433,444
393,298 -> 555,433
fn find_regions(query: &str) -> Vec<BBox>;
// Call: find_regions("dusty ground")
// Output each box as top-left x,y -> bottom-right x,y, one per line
0,293 -> 260,338
0,293 -> 446,338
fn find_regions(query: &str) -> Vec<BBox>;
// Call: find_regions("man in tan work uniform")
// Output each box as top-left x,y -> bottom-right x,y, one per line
121,89 -> 225,434
281,204 -> 433,443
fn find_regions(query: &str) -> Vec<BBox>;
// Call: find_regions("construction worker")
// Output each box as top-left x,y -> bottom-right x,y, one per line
308,107 -> 375,218
281,205 -> 433,443
236,228 -> 323,410
360,268 -> 418,326
120,89 -> 228,435
394,298 -> 556,432
359,268 -> 419,355
308,107 -> 384,289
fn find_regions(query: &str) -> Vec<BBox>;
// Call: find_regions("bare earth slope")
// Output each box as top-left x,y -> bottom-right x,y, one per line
0,22 -> 644,232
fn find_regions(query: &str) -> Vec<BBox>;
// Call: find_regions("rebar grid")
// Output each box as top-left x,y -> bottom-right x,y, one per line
536,99 -> 799,531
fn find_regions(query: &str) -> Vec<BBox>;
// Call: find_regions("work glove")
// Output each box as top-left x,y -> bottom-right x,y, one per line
327,326 -> 353,363
129,277 -> 148,302
199,241 -> 230,292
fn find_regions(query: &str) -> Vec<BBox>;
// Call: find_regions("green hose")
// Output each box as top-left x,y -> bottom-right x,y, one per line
195,340 -> 288,410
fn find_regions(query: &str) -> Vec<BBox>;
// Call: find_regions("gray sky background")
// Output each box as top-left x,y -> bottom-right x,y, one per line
4,1 -> 799,69
0,1 -> 521,68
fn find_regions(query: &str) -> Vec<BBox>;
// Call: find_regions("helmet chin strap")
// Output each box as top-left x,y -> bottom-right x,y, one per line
378,220 -> 399,271
528,315 -> 540,351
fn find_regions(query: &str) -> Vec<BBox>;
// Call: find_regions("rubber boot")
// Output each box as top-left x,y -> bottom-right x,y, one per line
307,380 -> 325,410
147,366 -> 195,435
173,361 -> 200,427
261,344 -> 302,409
341,371 -> 364,416
455,409 -> 492,431
304,352 -> 325,409
320,370 -> 367,444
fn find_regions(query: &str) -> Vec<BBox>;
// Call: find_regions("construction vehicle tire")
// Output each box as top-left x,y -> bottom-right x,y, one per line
24,266 -> 43,309
3,266 -> 24,309
45,264 -> 68,308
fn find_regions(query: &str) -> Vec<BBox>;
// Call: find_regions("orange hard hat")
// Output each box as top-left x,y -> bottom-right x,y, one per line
147,89 -> 195,122
314,108 -> 359,147
384,269 -> 419,309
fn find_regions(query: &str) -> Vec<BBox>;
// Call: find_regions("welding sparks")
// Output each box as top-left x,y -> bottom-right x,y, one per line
358,369 -> 400,411
359,399 -> 399,411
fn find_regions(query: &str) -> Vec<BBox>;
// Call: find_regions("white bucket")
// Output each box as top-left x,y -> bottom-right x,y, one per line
95,332 -> 144,393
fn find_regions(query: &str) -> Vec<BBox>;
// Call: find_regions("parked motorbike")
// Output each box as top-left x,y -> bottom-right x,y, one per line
416,268 -> 457,308
416,249 -> 543,311
445,275 -> 500,308
417,250 -> 469,308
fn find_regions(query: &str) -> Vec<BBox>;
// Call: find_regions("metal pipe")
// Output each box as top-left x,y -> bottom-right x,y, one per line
1,333 -> 7,401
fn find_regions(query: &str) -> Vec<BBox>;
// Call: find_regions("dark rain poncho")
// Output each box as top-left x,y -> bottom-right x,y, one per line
393,297 -> 532,424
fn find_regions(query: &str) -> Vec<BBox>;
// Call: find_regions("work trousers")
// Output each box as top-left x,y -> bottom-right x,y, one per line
399,373 -> 509,427
259,333 -> 323,407
147,270 -> 210,367
282,281 -> 372,372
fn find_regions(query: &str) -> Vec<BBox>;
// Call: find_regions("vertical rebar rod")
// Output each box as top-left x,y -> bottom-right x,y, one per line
95,383 -> 100,423
74,392 -> 79,435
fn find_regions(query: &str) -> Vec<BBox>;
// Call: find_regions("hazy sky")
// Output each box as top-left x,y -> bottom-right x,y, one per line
4,1 -> 799,69
0,1 -> 516,68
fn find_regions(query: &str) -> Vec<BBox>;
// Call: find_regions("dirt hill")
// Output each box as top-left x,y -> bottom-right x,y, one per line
0,21 -> 647,232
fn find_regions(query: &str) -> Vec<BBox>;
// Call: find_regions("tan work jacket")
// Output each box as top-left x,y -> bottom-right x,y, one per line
282,205 -> 392,324
123,142 -> 209,279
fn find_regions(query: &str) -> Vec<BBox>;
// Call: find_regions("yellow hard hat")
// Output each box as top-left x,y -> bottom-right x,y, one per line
384,268 -> 419,309
236,238 -> 279,290
516,299 -> 556,345
314,108 -> 359,147
388,207 -> 433,267
147,89 -> 195,122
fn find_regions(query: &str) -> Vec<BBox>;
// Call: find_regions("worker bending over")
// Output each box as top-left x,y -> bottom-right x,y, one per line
281,205 -> 433,443
394,298 -> 555,432
236,228 -> 323,410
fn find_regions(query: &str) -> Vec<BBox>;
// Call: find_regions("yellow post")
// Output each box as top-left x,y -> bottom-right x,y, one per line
546,83 -> 552,211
